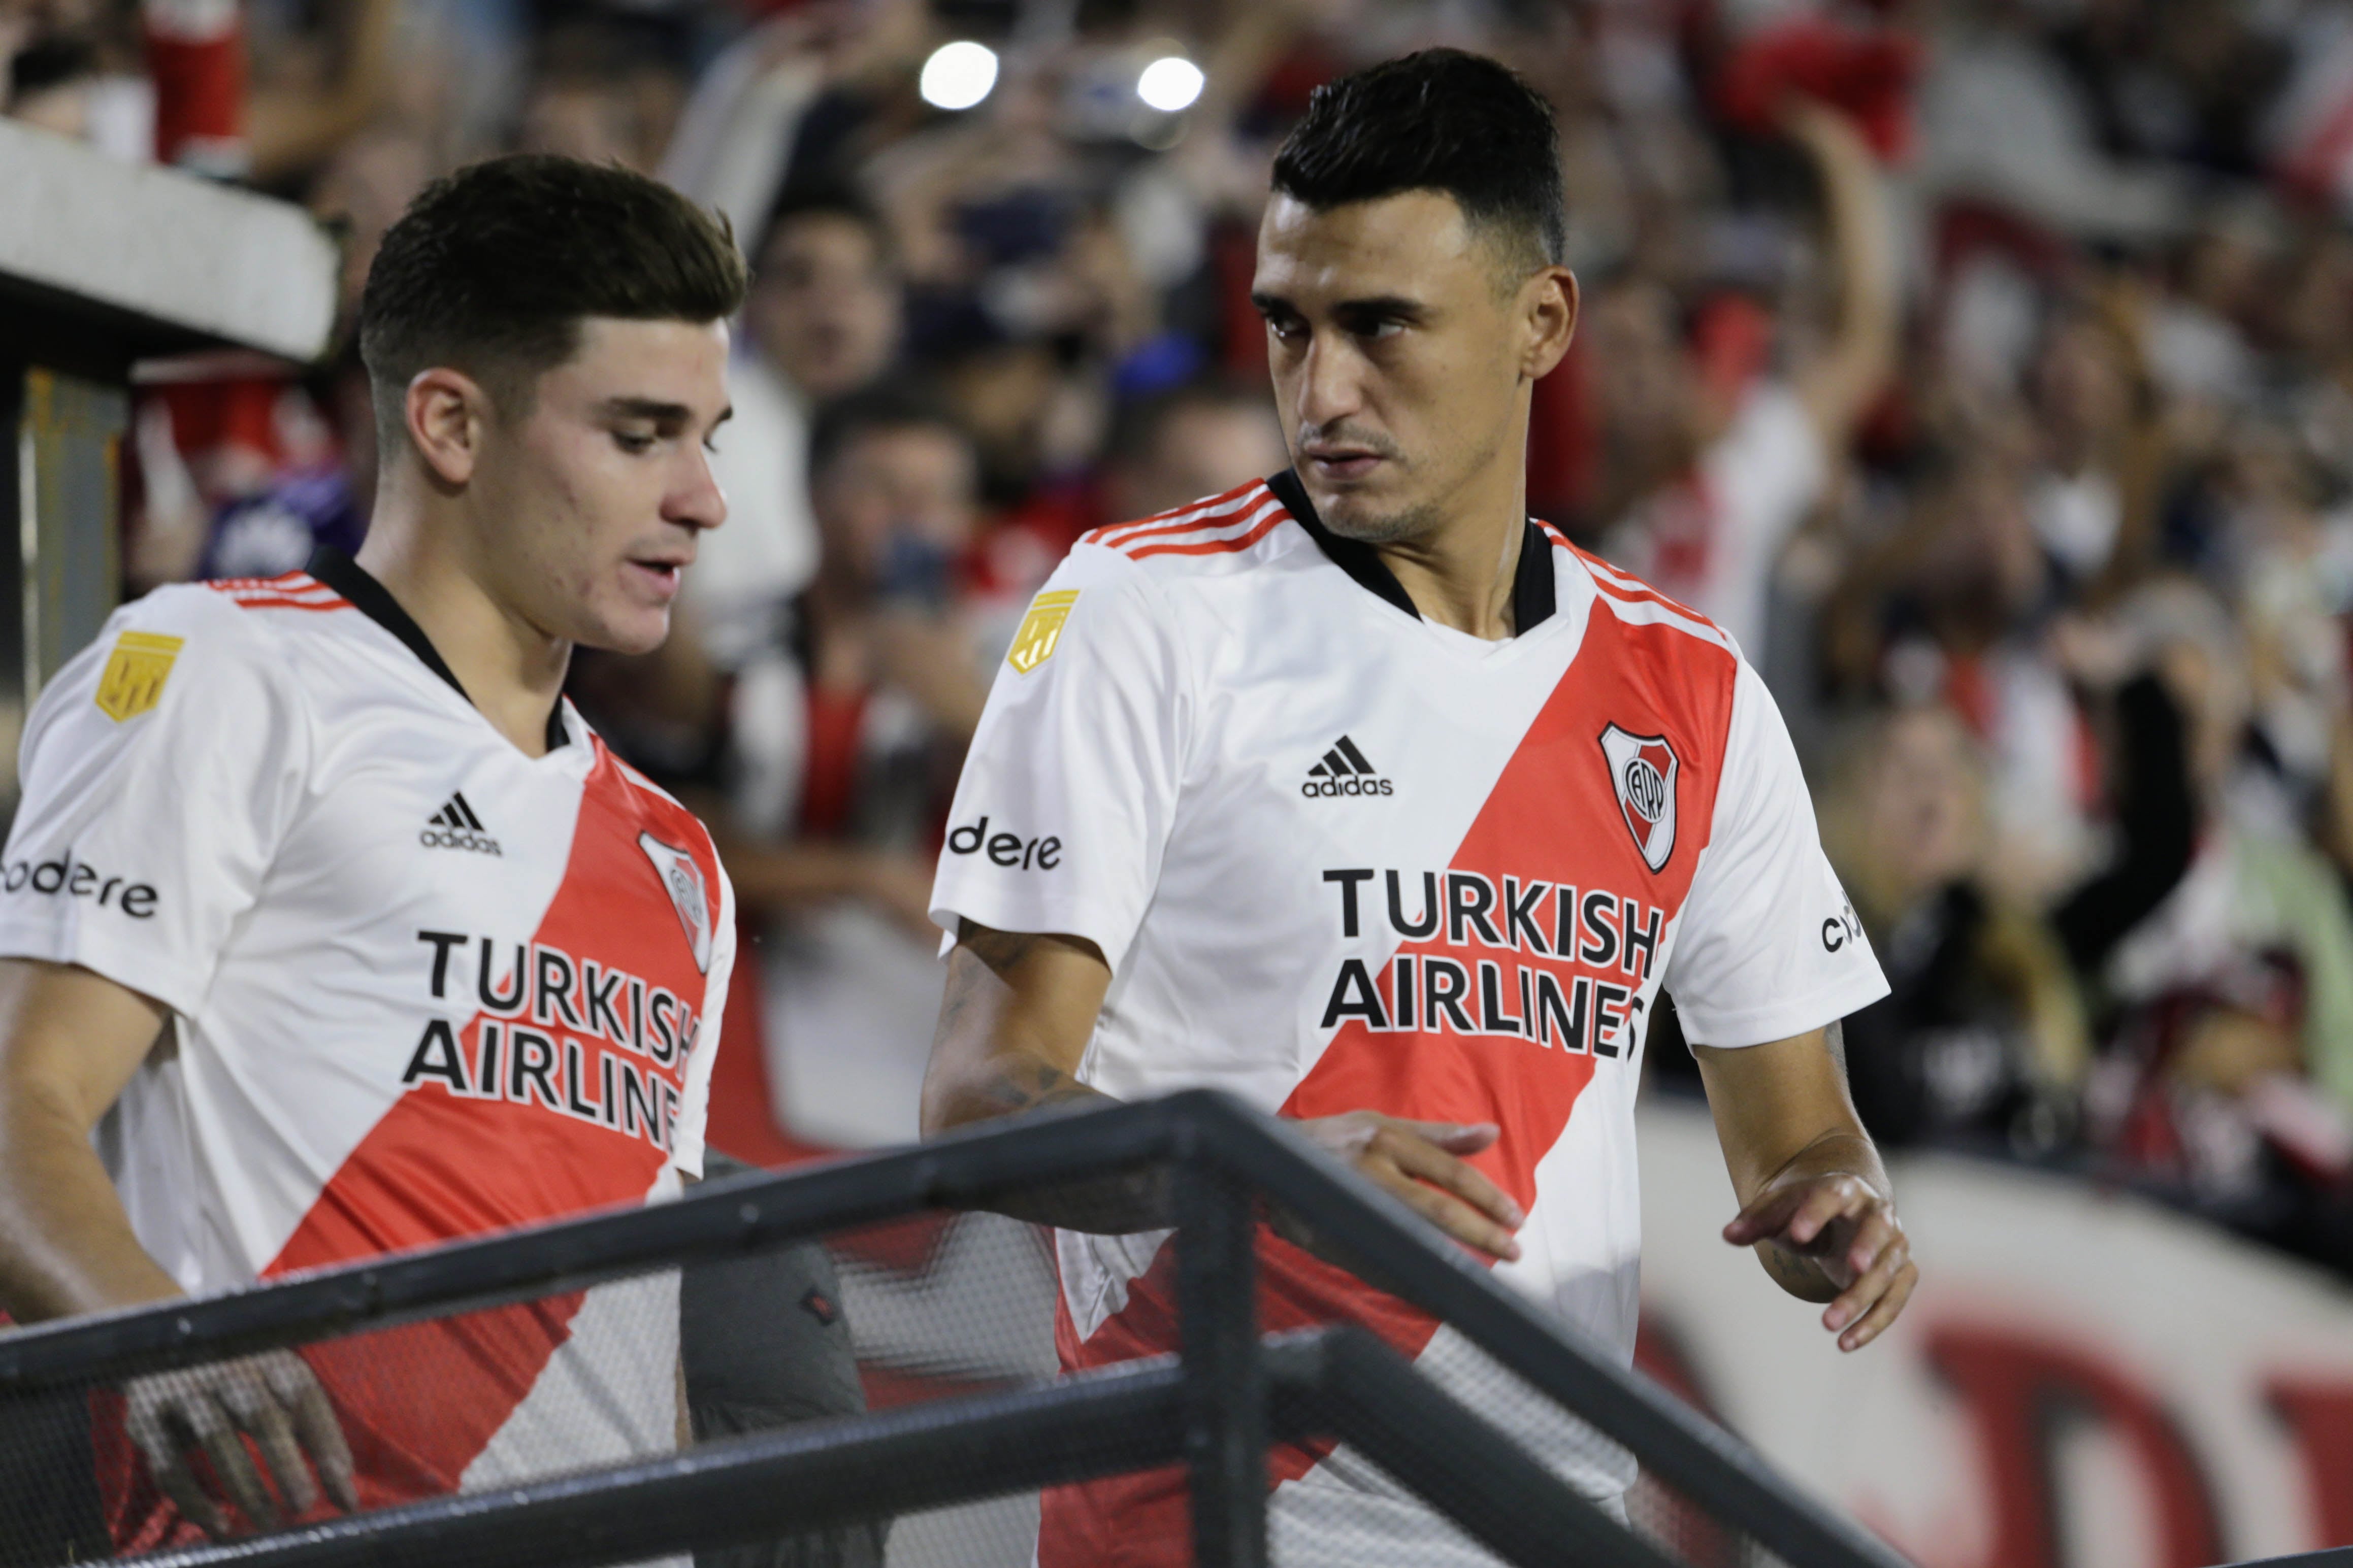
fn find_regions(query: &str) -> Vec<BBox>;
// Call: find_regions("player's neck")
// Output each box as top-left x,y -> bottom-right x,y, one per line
1369,464 -> 1528,640
355,506 -> 570,759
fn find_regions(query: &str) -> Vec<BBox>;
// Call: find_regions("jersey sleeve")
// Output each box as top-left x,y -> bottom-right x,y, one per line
669,857 -> 735,1180
1664,659 -> 1887,1047
0,591 -> 310,1016
930,546 -> 1191,973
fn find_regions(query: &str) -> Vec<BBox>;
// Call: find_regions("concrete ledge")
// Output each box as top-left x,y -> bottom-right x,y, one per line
0,118 -> 338,367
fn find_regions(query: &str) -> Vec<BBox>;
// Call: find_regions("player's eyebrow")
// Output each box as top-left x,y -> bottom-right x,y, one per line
1249,291 -> 1429,326
599,397 -> 694,423
1332,294 -> 1428,324
599,397 -> 734,431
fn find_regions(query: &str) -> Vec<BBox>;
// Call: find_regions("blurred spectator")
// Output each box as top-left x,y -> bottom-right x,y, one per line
682,190 -> 904,677
125,118 -> 427,592
718,387 -> 995,1148
513,20 -> 683,175
1100,375 -> 1286,525
1596,96 -> 1897,669
1825,703 -> 2090,1155
2080,585 -> 2353,1264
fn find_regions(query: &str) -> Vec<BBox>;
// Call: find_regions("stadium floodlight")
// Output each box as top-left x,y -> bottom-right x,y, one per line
921,41 -> 999,111
1136,55 -> 1205,114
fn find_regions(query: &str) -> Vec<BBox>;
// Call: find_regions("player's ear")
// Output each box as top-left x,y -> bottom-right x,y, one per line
1522,267 -> 1579,382
404,367 -> 488,488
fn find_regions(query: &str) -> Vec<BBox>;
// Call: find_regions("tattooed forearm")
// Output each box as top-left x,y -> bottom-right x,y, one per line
923,921 -> 1165,1231
976,1057 -> 1105,1116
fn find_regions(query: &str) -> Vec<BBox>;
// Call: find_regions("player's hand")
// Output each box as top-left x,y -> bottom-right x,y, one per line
1286,1112 -> 1524,1263
1722,1172 -> 1916,1352
123,1350 -> 358,1537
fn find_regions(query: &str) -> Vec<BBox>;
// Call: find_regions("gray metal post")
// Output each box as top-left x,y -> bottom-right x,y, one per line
1175,1151 -> 1268,1567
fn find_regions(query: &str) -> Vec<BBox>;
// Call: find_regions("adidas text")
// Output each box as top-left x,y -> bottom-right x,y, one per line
1302,735 -> 1394,798
1302,774 -> 1394,798
422,792 -> 503,856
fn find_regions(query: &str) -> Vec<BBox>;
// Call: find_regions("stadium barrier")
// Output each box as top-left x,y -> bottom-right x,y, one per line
0,1092 -> 1915,1567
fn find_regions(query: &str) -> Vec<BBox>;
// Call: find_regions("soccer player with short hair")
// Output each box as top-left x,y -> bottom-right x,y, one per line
923,50 -> 1914,1562
0,155 -> 741,1545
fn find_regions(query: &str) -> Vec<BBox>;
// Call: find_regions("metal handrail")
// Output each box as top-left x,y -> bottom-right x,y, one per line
0,1091 -> 1898,1568
121,1329 -> 1672,1568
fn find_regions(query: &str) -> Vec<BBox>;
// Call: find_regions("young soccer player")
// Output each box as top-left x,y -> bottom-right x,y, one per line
0,154 -> 742,1545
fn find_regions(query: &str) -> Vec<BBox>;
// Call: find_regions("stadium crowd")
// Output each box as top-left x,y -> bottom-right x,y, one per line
11,0 -> 2353,1280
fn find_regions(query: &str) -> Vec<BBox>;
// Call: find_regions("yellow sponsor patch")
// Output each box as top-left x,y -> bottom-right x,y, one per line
1006,590 -> 1080,674
93,631 -> 185,722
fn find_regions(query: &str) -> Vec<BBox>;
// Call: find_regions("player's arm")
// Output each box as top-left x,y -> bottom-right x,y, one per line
920,921 -> 1166,1233
0,958 -> 358,1530
922,920 -> 1524,1259
0,959 -> 181,1320
923,921 -> 1118,1128
1694,1021 -> 1916,1351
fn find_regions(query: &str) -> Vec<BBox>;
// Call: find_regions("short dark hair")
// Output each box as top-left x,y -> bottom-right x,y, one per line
1270,49 -> 1566,272
360,154 -> 748,442
807,384 -> 965,484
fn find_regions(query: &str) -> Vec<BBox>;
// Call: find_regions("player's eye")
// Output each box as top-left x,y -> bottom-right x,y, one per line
613,430 -> 657,454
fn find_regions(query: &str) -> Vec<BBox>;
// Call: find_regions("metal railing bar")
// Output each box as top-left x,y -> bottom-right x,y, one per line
1175,1157 -> 1268,1567
0,1089 -> 1907,1568
115,1327 -> 1701,1568
0,1099 -> 1180,1391
1273,1326 -> 1683,1568
128,1350 -> 1202,1568
1177,1090 -> 1911,1568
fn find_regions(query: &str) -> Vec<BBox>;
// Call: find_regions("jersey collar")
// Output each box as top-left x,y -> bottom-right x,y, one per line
1264,469 -> 1557,633
306,547 -> 571,751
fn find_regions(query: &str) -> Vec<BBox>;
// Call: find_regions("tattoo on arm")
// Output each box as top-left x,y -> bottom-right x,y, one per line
977,1057 -> 1101,1116
933,920 -> 1160,1231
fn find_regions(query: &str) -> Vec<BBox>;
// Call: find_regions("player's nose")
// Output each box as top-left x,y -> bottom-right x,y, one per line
666,442 -> 727,532
1295,336 -> 1367,426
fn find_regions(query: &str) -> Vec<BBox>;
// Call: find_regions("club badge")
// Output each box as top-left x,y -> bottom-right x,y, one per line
638,831 -> 713,974
1599,725 -> 1678,873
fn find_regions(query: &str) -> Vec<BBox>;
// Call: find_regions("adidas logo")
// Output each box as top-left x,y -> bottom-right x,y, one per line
419,792 -> 503,856
1301,736 -> 1394,798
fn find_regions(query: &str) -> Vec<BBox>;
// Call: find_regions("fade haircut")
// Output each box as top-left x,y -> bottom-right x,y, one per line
1270,49 -> 1566,277
360,154 -> 748,450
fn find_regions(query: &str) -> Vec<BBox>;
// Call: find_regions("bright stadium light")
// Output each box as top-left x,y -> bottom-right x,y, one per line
1136,55 -> 1205,114
920,41 -> 998,111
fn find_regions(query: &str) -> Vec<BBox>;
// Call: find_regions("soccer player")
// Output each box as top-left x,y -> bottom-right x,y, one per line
922,50 -> 1914,1562
0,155 -> 741,1546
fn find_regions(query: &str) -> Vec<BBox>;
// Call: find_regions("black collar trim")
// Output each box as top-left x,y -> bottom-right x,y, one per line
1264,469 -> 1555,633
306,547 -> 570,751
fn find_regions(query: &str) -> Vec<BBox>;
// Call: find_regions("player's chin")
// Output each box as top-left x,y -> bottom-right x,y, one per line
1317,489 -> 1421,545
581,598 -> 674,657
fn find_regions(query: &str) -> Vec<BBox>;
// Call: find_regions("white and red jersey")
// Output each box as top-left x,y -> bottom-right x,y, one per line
930,473 -> 1886,1566
0,553 -> 732,1548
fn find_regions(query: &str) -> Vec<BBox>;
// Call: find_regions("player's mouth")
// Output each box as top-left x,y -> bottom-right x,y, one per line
623,554 -> 691,602
1302,444 -> 1387,483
